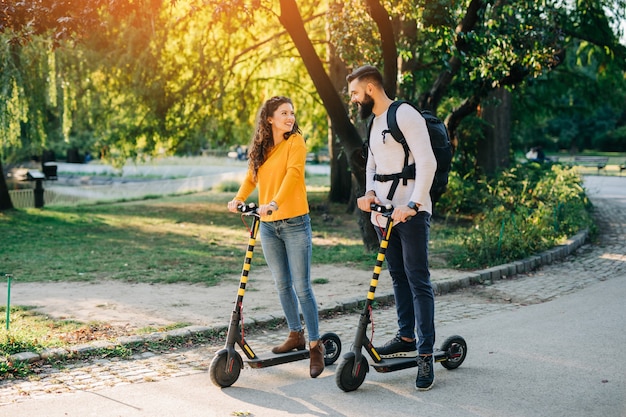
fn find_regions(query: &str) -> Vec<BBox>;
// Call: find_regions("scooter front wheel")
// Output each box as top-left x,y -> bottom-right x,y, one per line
321,332 -> 342,365
335,353 -> 369,392
209,350 -> 243,388
439,335 -> 467,370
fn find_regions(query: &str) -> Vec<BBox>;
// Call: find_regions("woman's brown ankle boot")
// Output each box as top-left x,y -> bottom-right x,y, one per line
309,341 -> 325,378
271,329 -> 306,354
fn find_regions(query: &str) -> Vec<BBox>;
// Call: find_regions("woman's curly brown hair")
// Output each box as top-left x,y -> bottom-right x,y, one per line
248,96 -> 301,181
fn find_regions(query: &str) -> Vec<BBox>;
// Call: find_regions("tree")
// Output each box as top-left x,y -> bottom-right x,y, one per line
0,0 -> 328,210
196,0 -> 626,248
277,0 -> 379,248
3,0 -> 624,240
512,1 -> 626,154
0,0 -> 164,210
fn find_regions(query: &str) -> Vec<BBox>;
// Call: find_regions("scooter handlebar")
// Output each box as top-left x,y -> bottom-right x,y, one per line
370,203 -> 393,215
237,203 -> 257,213
237,203 -> 272,216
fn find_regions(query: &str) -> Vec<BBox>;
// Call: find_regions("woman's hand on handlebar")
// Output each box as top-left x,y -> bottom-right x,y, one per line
227,199 -> 244,213
258,203 -> 274,216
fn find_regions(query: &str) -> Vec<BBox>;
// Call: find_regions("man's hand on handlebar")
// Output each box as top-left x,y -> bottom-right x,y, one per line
392,205 -> 418,223
357,194 -> 380,212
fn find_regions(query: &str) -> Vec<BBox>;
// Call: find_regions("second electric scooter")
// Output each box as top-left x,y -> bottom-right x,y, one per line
210,203 -> 342,388
335,203 -> 467,392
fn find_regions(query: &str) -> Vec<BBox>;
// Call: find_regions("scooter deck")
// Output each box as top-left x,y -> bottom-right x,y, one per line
245,349 -> 310,369
370,350 -> 447,373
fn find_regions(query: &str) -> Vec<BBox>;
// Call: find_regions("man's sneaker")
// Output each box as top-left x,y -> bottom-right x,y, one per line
375,335 -> 418,358
415,355 -> 435,391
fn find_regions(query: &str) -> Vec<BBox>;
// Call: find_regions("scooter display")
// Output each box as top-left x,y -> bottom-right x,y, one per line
210,203 -> 342,388
335,203 -> 467,392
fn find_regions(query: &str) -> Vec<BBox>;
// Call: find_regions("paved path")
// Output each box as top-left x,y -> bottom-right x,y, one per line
1,175 -> 625,412
45,158 -> 331,202
47,158 -> 249,201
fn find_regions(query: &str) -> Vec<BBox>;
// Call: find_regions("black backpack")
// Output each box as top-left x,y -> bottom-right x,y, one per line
365,100 -> 452,204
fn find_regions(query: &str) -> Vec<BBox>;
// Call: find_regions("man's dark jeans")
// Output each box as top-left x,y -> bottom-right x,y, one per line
376,211 -> 435,354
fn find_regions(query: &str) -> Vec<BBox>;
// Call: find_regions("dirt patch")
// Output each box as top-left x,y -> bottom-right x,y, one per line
5,266 -> 467,331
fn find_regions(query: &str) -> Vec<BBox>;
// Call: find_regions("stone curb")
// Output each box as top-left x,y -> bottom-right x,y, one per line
6,229 -> 589,366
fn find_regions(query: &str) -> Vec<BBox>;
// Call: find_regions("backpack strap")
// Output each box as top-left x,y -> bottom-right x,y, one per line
366,100 -> 417,200
386,101 -> 411,171
373,164 -> 416,200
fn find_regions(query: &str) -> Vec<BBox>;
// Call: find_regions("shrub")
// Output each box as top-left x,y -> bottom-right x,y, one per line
212,180 -> 241,192
443,162 -> 593,269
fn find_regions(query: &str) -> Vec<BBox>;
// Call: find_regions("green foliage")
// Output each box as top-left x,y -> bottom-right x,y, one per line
447,114 -> 489,181
0,356 -> 31,379
512,24 -> 626,154
1,331 -> 41,355
0,0 -> 329,167
0,306 -> 93,352
440,162 -> 594,269
601,125 -> 626,151
1,305 -> 102,379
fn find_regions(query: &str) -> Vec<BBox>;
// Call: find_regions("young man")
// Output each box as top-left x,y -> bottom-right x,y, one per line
347,65 -> 438,390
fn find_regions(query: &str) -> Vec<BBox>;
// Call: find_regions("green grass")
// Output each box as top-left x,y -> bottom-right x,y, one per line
0,306 -> 89,353
0,177 -> 464,285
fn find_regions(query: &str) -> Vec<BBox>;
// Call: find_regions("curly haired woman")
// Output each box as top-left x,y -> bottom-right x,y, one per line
227,96 -> 324,378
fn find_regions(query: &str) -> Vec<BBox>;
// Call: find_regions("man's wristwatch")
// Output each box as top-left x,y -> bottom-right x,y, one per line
407,201 -> 419,212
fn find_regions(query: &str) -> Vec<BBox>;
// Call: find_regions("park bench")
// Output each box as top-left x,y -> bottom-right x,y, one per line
573,156 -> 609,173
620,161 -> 626,175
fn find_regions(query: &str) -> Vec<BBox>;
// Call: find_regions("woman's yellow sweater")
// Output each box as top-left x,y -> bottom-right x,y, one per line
235,133 -> 309,221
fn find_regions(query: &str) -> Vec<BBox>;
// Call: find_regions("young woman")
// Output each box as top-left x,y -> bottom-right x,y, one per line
227,96 -> 324,378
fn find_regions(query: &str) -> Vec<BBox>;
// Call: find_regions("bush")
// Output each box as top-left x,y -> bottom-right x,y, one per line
442,162 -> 594,269
212,180 -> 242,192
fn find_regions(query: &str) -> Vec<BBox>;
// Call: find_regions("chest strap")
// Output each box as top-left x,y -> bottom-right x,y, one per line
373,163 -> 416,200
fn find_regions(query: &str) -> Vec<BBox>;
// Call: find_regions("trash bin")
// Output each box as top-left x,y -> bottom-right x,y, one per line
42,162 -> 58,180
26,169 -> 46,208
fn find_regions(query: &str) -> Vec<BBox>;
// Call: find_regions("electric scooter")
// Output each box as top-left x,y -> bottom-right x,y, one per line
335,203 -> 467,392
210,203 -> 342,388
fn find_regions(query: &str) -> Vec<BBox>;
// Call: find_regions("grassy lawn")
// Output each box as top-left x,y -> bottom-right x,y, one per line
0,174 -> 466,286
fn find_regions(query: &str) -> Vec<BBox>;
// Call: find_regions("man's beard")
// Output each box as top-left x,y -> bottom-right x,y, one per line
359,94 -> 375,120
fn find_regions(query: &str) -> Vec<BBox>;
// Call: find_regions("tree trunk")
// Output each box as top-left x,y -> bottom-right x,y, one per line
279,0 -> 378,250
327,29 -> 352,204
365,0 -> 397,96
0,160 -> 15,211
477,88 -> 511,176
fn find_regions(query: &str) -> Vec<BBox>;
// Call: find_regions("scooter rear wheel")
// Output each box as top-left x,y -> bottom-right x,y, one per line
209,350 -> 243,388
439,335 -> 467,370
321,332 -> 342,365
335,354 -> 369,392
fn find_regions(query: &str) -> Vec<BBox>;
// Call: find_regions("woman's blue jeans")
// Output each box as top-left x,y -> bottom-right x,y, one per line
260,214 -> 320,342
376,211 -> 435,354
